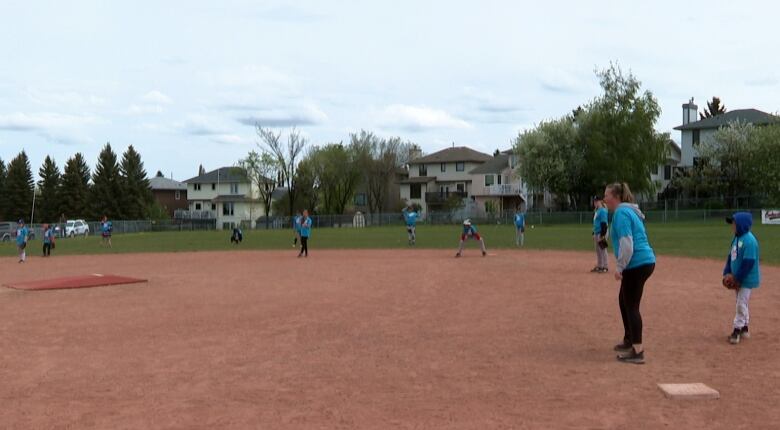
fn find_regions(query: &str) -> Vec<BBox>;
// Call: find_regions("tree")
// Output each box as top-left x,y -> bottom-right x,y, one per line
239,150 -> 278,228
750,123 -> 780,205
60,153 -> 91,219
38,156 -> 62,223
305,143 -> 362,214
577,64 -> 668,201
5,151 -> 34,222
698,120 -> 754,202
700,96 -> 727,119
120,145 -> 153,219
0,157 -> 7,220
256,126 -> 306,217
351,130 -> 417,213
90,143 -> 124,219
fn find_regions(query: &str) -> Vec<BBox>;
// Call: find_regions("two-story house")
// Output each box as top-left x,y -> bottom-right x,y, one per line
183,167 -> 267,230
649,140 -> 682,199
674,98 -> 779,167
149,173 -> 188,218
399,147 -> 493,214
469,150 -> 529,216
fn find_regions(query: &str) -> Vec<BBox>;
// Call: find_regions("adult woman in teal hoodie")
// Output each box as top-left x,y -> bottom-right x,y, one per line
603,183 -> 656,364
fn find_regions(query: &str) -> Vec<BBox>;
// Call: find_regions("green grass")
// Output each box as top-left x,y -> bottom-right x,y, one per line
2,222 -> 778,265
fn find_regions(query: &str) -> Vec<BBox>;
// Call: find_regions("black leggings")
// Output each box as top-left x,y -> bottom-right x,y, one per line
300,237 -> 308,256
43,243 -> 51,256
619,263 -> 655,345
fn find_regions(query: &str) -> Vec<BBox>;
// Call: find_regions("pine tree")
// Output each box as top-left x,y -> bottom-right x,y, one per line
37,156 -> 62,223
5,151 -> 35,222
0,157 -> 7,220
119,145 -> 152,219
60,153 -> 91,219
90,143 -> 124,219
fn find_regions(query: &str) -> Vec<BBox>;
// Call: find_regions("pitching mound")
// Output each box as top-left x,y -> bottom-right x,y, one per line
4,274 -> 147,291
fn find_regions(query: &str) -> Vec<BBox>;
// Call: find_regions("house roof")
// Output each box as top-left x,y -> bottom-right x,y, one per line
185,167 -> 247,184
674,109 -> 779,130
149,176 -> 187,191
470,154 -> 510,174
398,176 -> 436,184
409,147 -> 492,164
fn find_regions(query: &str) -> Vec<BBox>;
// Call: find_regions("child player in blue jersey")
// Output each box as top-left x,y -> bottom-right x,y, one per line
514,207 -> 526,247
455,219 -> 487,257
16,219 -> 29,263
402,205 -> 419,245
101,215 -> 113,248
723,212 -> 761,345
298,209 -> 312,258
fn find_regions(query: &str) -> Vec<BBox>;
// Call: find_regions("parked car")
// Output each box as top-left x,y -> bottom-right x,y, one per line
0,221 -> 36,242
62,219 -> 90,237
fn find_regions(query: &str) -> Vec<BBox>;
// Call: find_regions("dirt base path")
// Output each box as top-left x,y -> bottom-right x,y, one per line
1,249 -> 778,429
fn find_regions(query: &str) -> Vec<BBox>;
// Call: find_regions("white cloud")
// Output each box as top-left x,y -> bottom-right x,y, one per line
378,104 -> 472,131
127,104 -> 164,115
235,102 -> 328,127
141,90 -> 173,105
0,112 -> 102,131
25,88 -> 107,108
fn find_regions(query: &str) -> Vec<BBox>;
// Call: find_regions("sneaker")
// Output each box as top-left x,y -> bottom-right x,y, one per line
613,341 -> 632,352
590,266 -> 601,273
617,349 -> 645,364
455,253 -> 461,258
728,329 -> 741,344
482,251 -> 487,257
599,267 -> 609,273
740,326 -> 750,339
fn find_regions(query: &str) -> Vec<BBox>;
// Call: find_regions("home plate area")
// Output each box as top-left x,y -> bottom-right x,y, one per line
3,274 -> 147,291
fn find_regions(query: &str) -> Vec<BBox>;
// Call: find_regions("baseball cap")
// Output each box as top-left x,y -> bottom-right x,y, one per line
17,219 -> 24,224
463,219 -> 471,226
725,216 -> 734,224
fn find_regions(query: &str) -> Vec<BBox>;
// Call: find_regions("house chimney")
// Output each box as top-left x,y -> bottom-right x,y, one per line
682,97 -> 698,125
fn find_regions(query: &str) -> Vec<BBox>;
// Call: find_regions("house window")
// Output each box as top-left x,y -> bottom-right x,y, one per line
212,183 -> 216,190
223,202 -> 234,216
230,183 -> 239,194
175,190 -> 181,200
497,175 -> 502,185
195,202 -> 202,210
664,165 -> 672,180
410,183 -> 421,199
418,164 -> 427,176
354,193 -> 367,206
485,175 -> 494,186
456,183 -> 465,193
692,129 -> 700,146
194,184 -> 201,191
456,162 -> 464,171
440,163 -> 446,172
211,203 -> 216,211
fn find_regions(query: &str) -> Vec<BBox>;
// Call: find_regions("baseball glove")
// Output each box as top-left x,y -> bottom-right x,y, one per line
722,274 -> 740,290
597,237 -> 608,249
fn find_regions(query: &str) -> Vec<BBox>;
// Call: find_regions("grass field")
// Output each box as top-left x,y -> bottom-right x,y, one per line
2,221 -> 778,264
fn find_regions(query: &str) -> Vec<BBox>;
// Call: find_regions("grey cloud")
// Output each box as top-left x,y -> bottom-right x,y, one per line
237,115 -> 319,128
745,76 -> 778,87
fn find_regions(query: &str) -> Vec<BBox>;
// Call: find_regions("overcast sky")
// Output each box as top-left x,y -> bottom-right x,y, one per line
1,0 -> 778,181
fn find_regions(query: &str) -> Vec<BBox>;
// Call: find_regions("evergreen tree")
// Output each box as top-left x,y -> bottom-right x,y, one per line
5,151 -> 35,222
37,156 -> 62,223
90,143 -> 124,219
0,157 -> 7,220
119,145 -> 153,219
60,153 -> 91,219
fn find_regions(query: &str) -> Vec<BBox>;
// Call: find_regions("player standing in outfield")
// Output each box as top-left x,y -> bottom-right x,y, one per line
100,215 -> 113,248
455,219 -> 487,258
42,224 -> 55,257
591,197 -> 609,273
402,205 -> 419,245
298,209 -> 312,258
722,212 -> 761,345
16,219 -> 29,263
293,211 -> 302,248
604,182 -> 655,365
514,207 -> 526,247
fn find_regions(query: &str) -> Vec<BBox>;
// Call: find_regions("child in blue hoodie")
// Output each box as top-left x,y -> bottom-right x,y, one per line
723,212 -> 761,344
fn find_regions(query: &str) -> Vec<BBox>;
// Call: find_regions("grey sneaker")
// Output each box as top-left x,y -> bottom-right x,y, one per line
617,349 -> 645,364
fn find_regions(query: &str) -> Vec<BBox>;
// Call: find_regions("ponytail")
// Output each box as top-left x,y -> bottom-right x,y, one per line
606,182 -> 635,204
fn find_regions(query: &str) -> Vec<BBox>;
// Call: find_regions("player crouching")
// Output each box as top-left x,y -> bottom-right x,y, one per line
455,219 -> 487,258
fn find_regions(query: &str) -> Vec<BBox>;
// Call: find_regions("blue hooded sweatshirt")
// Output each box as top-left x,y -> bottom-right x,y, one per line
723,212 -> 760,288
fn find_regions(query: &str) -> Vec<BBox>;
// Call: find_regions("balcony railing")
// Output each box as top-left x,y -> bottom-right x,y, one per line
174,209 -> 217,220
425,191 -> 467,204
476,184 -> 523,196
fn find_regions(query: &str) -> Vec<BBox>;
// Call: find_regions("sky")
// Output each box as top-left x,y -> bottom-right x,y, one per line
1,0 -> 778,182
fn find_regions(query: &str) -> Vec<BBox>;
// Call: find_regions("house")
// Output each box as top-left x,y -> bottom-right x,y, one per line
183,167 -> 267,230
469,150 -> 528,216
649,140 -> 682,197
149,173 -> 188,218
399,146 -> 493,215
674,98 -> 779,167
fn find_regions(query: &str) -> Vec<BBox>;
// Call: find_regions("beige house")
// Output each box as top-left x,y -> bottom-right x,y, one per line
399,147 -> 492,215
469,150 -> 528,216
183,167 -> 268,230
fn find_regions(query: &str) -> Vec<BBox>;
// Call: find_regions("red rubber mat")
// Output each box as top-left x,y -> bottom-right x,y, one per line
4,274 -> 147,291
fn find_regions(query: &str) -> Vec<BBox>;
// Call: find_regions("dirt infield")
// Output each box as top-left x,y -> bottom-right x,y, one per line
1,249 -> 778,429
